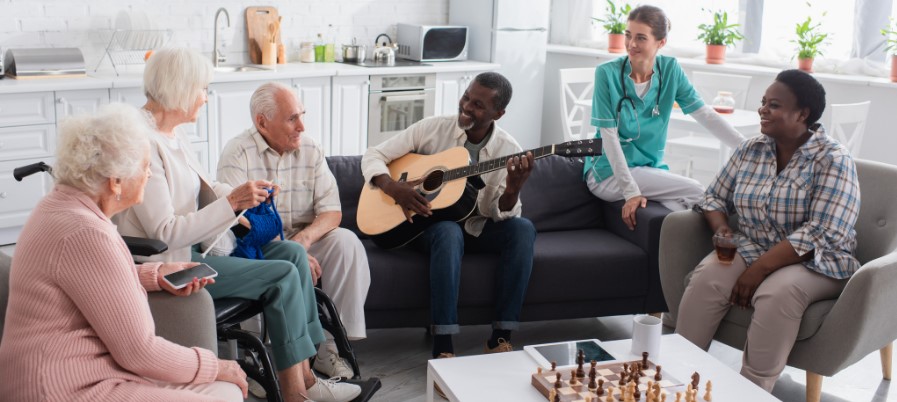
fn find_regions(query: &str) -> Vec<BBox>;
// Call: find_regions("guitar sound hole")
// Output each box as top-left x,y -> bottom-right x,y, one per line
422,170 -> 445,192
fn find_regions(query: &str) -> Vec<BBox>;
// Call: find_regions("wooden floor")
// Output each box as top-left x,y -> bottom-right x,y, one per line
248,315 -> 897,402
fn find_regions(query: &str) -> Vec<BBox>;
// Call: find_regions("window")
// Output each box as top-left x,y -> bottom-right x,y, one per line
759,1 -> 854,61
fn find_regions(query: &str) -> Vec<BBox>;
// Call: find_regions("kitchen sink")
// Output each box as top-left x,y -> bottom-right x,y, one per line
214,65 -> 268,73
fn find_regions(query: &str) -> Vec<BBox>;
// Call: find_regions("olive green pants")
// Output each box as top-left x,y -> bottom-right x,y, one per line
193,241 -> 324,371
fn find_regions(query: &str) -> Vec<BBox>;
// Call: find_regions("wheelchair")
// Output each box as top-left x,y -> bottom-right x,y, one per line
15,162 -> 381,402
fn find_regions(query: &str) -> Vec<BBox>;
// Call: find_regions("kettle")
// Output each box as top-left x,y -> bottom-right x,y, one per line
372,33 -> 396,65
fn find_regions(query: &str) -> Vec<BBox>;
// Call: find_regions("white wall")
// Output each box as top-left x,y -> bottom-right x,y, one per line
0,0 -> 448,70
543,47 -> 897,166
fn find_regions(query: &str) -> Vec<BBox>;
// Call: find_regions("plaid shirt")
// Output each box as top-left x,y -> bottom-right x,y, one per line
699,127 -> 860,279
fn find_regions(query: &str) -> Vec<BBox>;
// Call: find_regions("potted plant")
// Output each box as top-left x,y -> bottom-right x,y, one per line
792,14 -> 828,73
697,10 -> 743,64
882,18 -> 897,82
593,0 -> 632,53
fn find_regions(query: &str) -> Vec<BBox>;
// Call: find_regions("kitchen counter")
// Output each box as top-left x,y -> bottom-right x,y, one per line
0,60 -> 500,94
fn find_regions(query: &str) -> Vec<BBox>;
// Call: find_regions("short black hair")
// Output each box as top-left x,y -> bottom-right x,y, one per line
473,72 -> 513,112
774,69 -> 826,126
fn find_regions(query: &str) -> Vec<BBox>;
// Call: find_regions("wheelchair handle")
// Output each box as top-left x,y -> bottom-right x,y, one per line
14,162 -> 52,181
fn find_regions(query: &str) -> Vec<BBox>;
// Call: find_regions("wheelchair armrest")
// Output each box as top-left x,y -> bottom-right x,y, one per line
122,236 -> 168,257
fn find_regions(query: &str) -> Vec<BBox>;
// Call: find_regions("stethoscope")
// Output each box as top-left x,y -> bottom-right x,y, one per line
616,56 -> 663,142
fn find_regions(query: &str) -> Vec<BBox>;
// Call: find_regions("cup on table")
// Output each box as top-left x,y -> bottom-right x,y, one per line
713,232 -> 738,265
631,314 -> 661,359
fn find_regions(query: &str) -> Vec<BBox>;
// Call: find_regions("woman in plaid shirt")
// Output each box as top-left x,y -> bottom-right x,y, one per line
675,70 -> 860,392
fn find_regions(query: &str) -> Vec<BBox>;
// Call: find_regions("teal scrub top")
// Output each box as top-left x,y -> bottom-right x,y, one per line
584,55 -> 704,182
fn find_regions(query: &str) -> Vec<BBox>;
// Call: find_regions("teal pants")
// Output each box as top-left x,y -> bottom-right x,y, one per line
192,241 -> 324,371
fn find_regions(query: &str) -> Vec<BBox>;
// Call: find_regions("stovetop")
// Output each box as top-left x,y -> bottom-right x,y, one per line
340,60 -> 430,68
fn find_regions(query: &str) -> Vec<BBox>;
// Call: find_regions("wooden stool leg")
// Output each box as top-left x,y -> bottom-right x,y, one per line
806,372 -> 823,402
882,342 -> 893,380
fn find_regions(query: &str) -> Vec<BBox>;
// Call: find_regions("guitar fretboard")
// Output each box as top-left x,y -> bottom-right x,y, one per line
443,144 -> 555,181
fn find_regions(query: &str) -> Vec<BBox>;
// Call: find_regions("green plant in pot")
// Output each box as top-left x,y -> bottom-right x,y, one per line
792,13 -> 829,73
592,0 -> 632,53
882,17 -> 897,83
697,9 -> 743,64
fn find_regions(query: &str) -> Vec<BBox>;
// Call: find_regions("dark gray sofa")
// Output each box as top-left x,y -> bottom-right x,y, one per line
326,155 -> 672,329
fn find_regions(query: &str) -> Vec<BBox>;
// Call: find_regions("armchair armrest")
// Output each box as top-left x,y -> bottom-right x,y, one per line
147,289 -> 218,354
602,200 -> 673,312
658,210 -> 714,325
788,251 -> 897,375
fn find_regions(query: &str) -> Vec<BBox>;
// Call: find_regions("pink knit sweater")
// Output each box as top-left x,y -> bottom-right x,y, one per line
0,185 -> 219,401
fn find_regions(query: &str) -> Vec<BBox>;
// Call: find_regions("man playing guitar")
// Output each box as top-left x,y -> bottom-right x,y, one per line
361,72 -> 537,365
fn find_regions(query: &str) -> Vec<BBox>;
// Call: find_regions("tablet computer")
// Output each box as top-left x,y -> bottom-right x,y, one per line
524,339 -> 617,369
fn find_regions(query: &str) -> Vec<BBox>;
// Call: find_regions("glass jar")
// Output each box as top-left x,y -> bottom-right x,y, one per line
712,91 -> 736,114
300,42 -> 315,63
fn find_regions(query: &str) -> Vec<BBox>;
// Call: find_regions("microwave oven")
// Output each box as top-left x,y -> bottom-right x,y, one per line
396,24 -> 468,62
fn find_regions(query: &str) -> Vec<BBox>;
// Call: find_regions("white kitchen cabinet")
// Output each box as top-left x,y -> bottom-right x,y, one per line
0,125 -> 56,161
0,92 -> 55,126
189,141 -> 210,176
330,75 -> 369,156
110,87 -> 207,143
435,71 -> 483,116
206,79 -> 291,178
0,157 -> 55,244
291,76 -> 331,155
54,89 -> 109,119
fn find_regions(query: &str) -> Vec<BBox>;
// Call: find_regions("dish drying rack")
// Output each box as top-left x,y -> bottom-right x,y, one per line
94,29 -> 172,75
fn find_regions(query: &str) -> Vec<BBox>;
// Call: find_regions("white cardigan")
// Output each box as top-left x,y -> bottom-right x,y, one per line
115,131 -> 236,262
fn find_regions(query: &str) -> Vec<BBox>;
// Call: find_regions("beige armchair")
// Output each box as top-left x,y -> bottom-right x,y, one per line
659,159 -> 897,402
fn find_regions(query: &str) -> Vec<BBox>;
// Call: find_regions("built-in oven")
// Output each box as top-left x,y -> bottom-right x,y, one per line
368,73 -> 436,147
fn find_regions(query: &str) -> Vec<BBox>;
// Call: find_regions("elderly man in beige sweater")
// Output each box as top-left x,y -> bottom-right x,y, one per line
217,82 -> 370,379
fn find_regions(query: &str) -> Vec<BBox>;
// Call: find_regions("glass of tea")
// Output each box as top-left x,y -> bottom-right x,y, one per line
713,232 -> 738,264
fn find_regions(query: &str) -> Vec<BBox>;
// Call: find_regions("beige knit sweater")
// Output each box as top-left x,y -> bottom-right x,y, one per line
0,185 -> 219,401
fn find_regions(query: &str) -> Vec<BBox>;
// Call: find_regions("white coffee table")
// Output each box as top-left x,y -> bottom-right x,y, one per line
426,334 -> 781,401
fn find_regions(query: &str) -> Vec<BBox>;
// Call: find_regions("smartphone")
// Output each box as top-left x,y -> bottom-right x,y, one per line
162,263 -> 218,290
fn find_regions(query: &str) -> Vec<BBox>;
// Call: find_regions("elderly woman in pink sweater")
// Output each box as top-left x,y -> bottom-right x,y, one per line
0,104 -> 248,401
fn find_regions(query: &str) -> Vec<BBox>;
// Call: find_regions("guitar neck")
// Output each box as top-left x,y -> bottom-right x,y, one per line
442,144 -> 556,182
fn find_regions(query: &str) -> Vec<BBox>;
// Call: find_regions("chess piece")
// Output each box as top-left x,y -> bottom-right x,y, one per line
654,365 -> 662,381
589,371 -> 598,390
690,389 -> 698,402
703,380 -> 713,402
605,387 -> 615,402
551,361 -> 557,371
549,389 -> 557,401
590,366 -> 597,379
537,367 -> 543,375
634,386 -> 641,400
642,352 -> 649,367
592,360 -> 598,369
597,379 -> 605,395
585,395 -> 593,402
619,372 -> 628,386
647,380 -> 654,390
691,372 -> 700,391
577,350 -> 587,378
660,392 -> 667,402
646,389 -> 656,402
675,391 -> 683,402
555,372 -> 563,389
653,383 -> 661,396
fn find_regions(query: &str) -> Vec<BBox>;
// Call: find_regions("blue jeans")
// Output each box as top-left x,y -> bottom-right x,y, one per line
412,218 -> 536,335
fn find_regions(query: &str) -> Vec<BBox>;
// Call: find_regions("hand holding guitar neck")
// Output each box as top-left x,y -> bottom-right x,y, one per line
504,151 -> 535,195
374,175 -> 432,223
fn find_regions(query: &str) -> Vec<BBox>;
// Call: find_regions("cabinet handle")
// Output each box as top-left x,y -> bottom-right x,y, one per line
0,192 -> 7,199
56,97 -> 67,105
208,90 -> 217,96
292,83 -> 301,89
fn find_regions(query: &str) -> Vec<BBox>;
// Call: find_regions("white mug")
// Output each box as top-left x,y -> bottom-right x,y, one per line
631,314 -> 662,359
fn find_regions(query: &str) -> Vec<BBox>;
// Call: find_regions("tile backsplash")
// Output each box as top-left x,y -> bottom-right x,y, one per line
0,0 -> 448,71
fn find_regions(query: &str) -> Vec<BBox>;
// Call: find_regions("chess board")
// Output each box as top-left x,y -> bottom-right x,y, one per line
531,359 -> 682,402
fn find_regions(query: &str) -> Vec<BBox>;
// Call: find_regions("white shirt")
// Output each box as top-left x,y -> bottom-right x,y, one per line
361,115 -> 523,237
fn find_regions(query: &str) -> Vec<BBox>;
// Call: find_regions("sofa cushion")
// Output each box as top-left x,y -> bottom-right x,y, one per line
326,155 -> 366,237
521,156 -> 604,232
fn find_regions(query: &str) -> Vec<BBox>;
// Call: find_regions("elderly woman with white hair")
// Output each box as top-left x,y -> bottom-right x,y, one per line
0,103 -> 248,401
113,47 -> 360,402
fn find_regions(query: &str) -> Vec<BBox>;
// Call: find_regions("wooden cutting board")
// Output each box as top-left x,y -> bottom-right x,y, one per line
245,6 -> 281,64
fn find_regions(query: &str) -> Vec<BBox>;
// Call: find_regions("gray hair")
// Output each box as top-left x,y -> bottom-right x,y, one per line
55,103 -> 152,197
143,47 -> 212,113
250,81 -> 293,123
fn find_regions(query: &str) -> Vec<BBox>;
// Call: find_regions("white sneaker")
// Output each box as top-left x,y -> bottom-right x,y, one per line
313,350 -> 355,379
305,377 -> 362,402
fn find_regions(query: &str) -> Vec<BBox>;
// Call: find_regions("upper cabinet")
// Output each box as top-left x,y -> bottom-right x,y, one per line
110,87 -> 207,143
54,89 -> 109,119
435,71 -> 484,116
330,75 -> 369,156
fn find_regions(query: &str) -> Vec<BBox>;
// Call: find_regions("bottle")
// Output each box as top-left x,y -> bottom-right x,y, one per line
314,33 -> 325,62
711,91 -> 735,114
323,25 -> 335,62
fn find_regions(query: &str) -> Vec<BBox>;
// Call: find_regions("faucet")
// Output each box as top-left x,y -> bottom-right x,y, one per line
213,7 -> 230,67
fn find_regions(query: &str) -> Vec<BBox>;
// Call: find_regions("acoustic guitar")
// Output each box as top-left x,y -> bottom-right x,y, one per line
357,139 -> 603,249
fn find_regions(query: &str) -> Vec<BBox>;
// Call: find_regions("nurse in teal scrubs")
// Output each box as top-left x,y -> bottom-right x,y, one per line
584,5 -> 744,230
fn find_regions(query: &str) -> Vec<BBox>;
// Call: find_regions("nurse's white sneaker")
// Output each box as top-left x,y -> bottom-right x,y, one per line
305,377 -> 362,402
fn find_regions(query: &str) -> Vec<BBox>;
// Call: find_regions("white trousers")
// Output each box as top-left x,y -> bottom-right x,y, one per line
587,167 -> 705,211
308,227 -> 371,340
